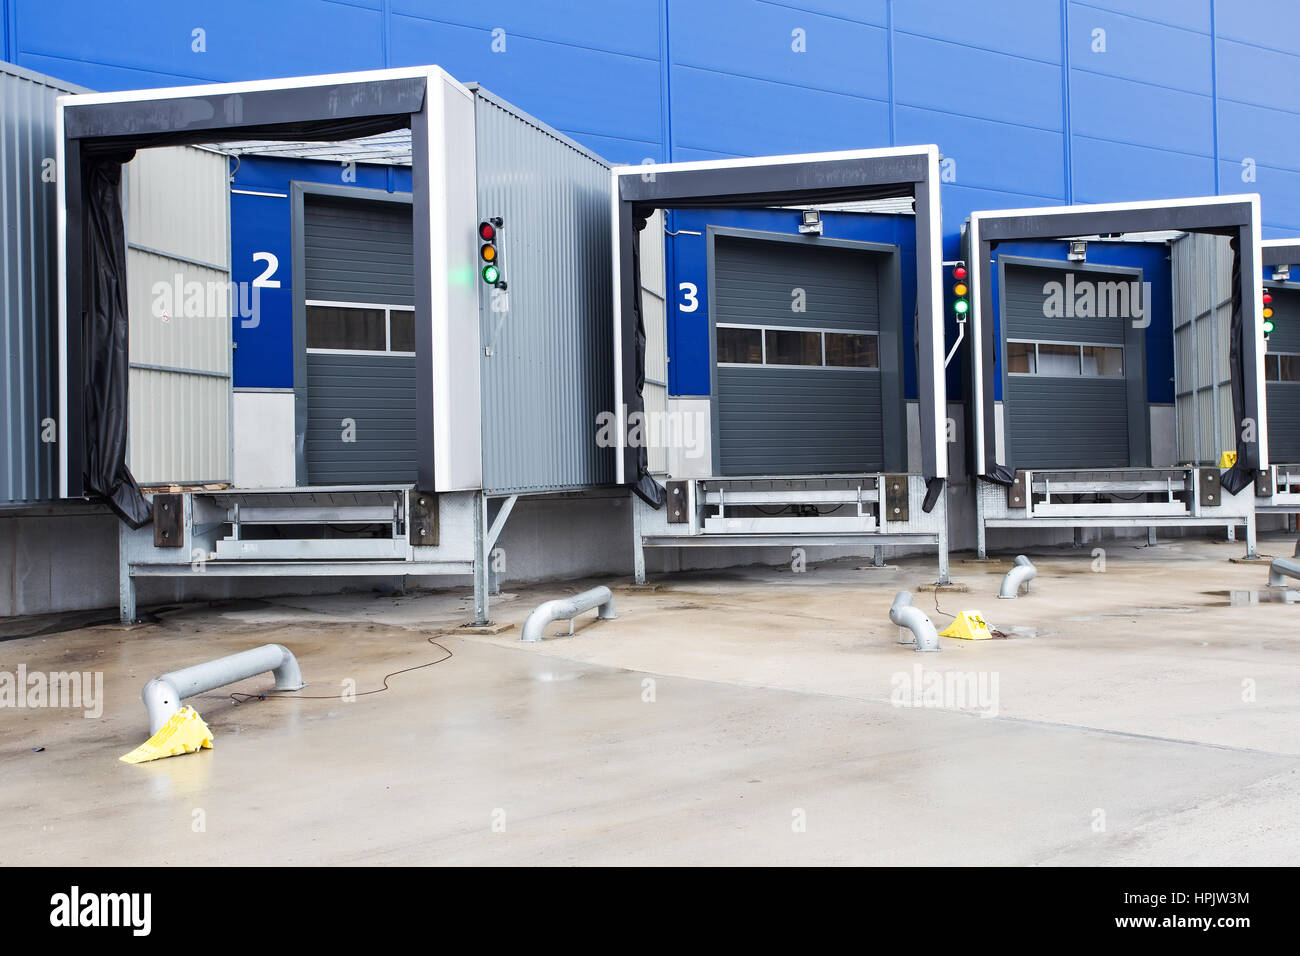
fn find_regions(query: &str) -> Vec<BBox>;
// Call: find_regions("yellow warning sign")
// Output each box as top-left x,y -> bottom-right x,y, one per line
1218,450 -> 1237,469
120,706 -> 214,764
939,611 -> 993,641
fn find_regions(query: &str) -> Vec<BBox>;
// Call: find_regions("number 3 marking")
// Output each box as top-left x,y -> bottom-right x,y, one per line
679,281 -> 699,313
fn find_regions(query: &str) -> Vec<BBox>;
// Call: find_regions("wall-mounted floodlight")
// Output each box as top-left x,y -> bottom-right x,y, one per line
798,209 -> 823,235
1276,264 -> 1291,281
1068,240 -> 1087,262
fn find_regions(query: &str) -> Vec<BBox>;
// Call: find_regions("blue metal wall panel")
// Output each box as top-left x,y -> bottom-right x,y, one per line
893,32 -> 1063,131
1071,135 -> 1215,203
1078,0 -> 1211,34
390,1 -> 660,59
670,0 -> 890,101
13,0 -> 383,87
6,0 -> 1298,240
1067,5 -> 1212,95
1069,71 -> 1214,158
892,0 -> 1062,64
894,106 -> 1065,200
1215,0 -> 1300,54
1218,100 -> 1300,175
387,12 -> 662,164
1215,37 -> 1300,109
670,67 -> 891,157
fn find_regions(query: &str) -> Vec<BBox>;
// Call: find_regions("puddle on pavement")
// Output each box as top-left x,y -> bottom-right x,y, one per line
1203,589 -> 1299,607
1063,605 -> 1201,622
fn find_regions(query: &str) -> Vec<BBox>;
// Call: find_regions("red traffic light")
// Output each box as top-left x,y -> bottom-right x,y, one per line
1263,292 -> 1273,304
479,221 -> 496,241
953,265 -> 967,279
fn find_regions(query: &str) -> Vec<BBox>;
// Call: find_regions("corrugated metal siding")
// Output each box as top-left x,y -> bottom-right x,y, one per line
302,193 -> 417,484
1006,379 -> 1129,467
715,236 -> 882,332
124,145 -> 231,484
641,210 -> 668,474
304,197 -> 413,305
1003,263 -> 1131,468
0,65 -> 85,503
473,90 -> 613,494
1171,233 -> 1234,464
1002,263 -> 1126,344
1266,286 -> 1300,463
713,235 -> 883,475
717,367 -> 883,474
304,353 -> 418,483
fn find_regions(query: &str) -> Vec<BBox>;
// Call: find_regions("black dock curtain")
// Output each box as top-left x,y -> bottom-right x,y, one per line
82,149 -> 150,527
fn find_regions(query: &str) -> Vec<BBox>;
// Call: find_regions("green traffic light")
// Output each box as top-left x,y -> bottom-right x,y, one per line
1263,319 -> 1275,335
954,299 -> 969,315
482,264 -> 500,284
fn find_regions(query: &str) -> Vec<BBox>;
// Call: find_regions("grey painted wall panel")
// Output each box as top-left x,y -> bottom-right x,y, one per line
1005,378 -> 1130,468
473,89 -> 613,494
1266,285 -> 1300,462
304,352 -> 417,483
1003,262 -> 1135,467
713,233 -> 884,475
1171,233 -> 1234,464
304,197 -> 414,306
124,146 -> 232,484
714,235 -> 881,332
1,65 -> 87,503
1003,263 -> 1127,344
1266,385 -> 1300,463
717,367 -> 883,474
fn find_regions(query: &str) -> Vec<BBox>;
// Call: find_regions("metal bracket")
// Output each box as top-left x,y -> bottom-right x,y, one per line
1198,468 -> 1221,508
153,494 -> 184,548
485,494 -> 518,553
408,490 -> 439,546
1255,469 -> 1274,498
666,481 -> 689,524
1008,470 -> 1028,510
883,475 -> 909,523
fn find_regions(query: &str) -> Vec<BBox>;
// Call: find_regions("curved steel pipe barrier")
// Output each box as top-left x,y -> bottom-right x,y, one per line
999,555 -> 1037,599
521,586 -> 617,643
142,644 -> 305,734
890,590 -> 940,652
1268,556 -> 1300,589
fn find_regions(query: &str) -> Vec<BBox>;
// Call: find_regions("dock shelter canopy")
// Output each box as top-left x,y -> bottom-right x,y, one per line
59,69 -> 443,525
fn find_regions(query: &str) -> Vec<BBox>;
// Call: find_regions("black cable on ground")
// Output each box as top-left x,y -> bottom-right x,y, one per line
931,590 -> 955,621
229,636 -> 453,706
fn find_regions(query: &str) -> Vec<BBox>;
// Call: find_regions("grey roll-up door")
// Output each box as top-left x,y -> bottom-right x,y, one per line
1266,286 -> 1300,463
1002,262 -> 1136,469
713,235 -> 884,476
303,195 -> 418,485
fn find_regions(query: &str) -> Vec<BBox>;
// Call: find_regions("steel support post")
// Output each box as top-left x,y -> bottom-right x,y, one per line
473,491 -> 490,625
937,488 -> 951,585
632,492 -> 647,585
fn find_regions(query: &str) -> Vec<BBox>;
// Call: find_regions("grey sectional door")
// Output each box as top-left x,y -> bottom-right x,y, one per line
1266,286 -> 1300,463
1002,262 -> 1142,469
303,195 -> 418,484
713,235 -> 886,476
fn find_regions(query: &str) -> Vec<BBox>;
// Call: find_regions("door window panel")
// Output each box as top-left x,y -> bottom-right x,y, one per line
765,329 -> 822,366
307,306 -> 386,351
717,326 -> 763,364
825,332 -> 879,368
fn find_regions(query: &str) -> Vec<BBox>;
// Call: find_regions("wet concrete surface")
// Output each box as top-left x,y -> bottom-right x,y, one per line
1,535 -> 1297,865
